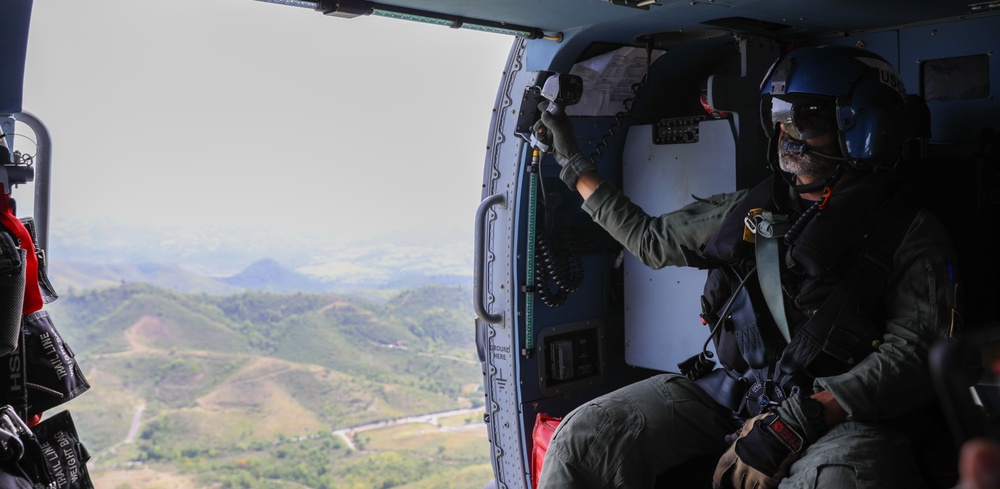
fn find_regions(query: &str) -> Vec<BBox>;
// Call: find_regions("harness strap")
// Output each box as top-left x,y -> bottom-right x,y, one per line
749,211 -> 792,344
731,277 -> 769,369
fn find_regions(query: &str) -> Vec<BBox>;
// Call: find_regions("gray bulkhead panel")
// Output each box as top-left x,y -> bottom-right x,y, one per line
621,120 -> 736,372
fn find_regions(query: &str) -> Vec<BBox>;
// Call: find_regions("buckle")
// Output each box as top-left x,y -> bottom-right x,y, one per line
743,208 -> 764,243
745,380 -> 786,417
744,209 -> 790,240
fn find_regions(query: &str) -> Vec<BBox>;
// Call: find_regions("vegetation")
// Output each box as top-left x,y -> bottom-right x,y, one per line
45,283 -> 491,488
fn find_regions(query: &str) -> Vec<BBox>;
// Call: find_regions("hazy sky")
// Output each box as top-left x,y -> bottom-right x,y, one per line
19,0 -> 512,246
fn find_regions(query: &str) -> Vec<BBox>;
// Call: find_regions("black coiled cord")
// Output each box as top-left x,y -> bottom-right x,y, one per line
590,77 -> 646,162
784,165 -> 846,245
783,199 -> 821,245
681,351 -> 717,381
590,38 -> 653,162
535,229 -> 585,307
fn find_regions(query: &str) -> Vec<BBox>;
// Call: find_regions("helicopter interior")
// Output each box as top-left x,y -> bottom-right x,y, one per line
3,1 -> 1000,488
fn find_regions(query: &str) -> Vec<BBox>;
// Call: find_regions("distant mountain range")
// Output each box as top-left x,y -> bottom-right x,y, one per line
51,256 -> 471,296
46,217 -> 473,294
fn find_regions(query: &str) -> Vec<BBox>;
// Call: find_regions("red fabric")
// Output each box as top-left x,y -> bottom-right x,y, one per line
531,413 -> 562,489
0,194 -> 41,315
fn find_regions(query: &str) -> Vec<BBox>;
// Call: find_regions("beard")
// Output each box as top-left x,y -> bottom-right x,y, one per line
777,133 -> 841,178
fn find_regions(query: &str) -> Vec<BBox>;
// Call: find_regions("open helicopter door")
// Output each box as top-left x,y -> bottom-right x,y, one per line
0,3 -> 95,489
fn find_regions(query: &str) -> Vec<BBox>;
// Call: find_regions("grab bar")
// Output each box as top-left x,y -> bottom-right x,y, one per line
473,193 -> 505,324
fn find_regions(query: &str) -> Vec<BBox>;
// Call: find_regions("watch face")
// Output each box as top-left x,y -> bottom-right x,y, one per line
802,396 -> 826,427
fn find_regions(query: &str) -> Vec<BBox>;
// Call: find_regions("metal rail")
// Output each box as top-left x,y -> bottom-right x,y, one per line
11,111 -> 51,254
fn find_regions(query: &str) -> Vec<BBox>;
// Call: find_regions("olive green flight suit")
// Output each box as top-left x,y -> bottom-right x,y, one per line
538,179 -> 957,489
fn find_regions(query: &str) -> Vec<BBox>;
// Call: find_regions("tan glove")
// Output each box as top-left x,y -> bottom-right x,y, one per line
712,412 -> 804,489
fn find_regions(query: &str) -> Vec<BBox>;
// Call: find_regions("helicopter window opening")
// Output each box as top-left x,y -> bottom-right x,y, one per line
922,54 -> 990,103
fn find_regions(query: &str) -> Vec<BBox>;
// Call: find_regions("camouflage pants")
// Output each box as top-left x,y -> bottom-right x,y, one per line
537,374 -> 929,489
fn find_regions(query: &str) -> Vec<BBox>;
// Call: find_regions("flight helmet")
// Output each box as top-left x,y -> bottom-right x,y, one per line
760,45 -> 908,172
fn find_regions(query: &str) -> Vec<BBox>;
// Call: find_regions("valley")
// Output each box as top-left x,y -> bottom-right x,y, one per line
43,282 -> 491,488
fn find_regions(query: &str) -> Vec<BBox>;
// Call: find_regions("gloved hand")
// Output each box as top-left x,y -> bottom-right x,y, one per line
532,105 -> 595,190
712,412 -> 802,489
712,395 -> 826,489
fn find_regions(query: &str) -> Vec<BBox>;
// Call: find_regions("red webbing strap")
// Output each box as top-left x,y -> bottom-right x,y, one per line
0,194 -> 41,315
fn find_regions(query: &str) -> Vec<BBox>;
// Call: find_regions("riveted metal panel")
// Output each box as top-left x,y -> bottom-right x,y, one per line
479,38 -> 533,489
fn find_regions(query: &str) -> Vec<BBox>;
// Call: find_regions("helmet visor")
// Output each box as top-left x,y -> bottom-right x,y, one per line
769,98 -> 837,141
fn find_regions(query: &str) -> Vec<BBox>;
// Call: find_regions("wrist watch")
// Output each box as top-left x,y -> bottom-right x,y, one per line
800,395 -> 827,433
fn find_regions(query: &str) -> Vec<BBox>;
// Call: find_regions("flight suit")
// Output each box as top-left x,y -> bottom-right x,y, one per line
537,175 -> 956,489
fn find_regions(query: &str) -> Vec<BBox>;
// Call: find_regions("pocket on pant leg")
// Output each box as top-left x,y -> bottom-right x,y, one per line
549,397 -> 646,484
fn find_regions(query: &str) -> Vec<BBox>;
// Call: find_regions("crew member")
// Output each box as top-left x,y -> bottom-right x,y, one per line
535,46 -> 957,489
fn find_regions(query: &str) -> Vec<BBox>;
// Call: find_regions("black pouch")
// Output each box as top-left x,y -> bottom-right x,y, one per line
18,218 -> 57,305
22,312 -> 89,416
0,404 -> 56,488
0,229 -> 25,357
0,328 -> 28,419
31,410 -> 93,489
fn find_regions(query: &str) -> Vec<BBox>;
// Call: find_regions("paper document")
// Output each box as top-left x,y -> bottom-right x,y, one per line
566,46 -> 665,116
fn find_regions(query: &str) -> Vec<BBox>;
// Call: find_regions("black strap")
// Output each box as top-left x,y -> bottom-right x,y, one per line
17,218 -> 56,305
731,271 -> 770,369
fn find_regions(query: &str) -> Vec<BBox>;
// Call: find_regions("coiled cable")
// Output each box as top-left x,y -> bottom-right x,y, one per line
590,39 -> 653,162
535,227 -> 585,308
590,78 -> 645,162
784,165 -> 846,245
783,200 -> 821,246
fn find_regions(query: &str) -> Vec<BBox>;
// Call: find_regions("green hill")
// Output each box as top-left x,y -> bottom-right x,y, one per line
44,283 -> 489,488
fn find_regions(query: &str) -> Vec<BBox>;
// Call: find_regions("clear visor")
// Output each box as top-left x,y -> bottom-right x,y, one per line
770,98 -> 837,141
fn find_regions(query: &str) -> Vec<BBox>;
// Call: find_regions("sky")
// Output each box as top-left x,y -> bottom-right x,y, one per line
18,0 -> 512,250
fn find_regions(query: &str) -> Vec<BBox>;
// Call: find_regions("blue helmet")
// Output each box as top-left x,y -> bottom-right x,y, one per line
760,46 -> 908,171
